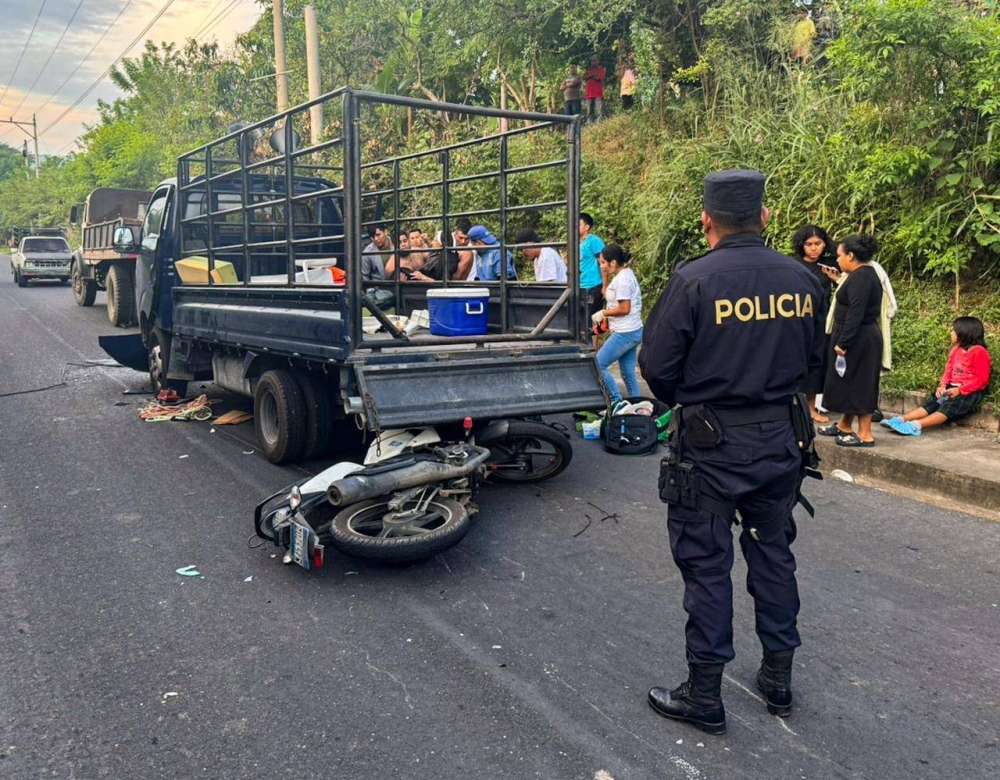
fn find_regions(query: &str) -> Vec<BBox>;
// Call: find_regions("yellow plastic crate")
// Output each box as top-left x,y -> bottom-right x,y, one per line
175,256 -> 239,285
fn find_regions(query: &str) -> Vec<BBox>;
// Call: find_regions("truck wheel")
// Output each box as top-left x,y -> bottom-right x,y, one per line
485,420 -> 573,483
328,497 -> 471,562
106,265 -> 136,326
71,262 -> 96,306
148,329 -> 187,397
296,373 -> 335,461
16,269 -> 27,287
254,370 -> 308,464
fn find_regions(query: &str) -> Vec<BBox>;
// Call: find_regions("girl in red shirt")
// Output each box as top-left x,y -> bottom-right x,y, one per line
884,316 -> 991,435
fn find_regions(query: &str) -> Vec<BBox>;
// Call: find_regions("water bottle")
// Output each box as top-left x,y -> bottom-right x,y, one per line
835,354 -> 847,377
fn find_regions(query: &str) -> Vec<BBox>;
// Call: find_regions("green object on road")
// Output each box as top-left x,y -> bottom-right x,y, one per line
175,566 -> 201,577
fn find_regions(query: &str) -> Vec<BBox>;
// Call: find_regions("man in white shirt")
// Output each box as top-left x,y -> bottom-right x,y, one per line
515,227 -> 567,283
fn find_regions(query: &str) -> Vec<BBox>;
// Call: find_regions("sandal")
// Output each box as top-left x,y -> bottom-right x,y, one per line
835,432 -> 875,448
816,423 -> 844,436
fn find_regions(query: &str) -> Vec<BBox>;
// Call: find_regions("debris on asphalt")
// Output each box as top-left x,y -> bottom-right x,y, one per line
140,394 -> 213,422
242,450 -> 254,455
215,410 -> 253,425
179,455 -> 190,459
830,469 -> 855,482
175,566 -> 200,577
243,576 -> 253,582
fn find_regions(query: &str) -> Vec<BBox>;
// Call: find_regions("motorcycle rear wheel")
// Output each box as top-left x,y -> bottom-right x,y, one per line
485,420 -> 573,483
328,496 -> 471,562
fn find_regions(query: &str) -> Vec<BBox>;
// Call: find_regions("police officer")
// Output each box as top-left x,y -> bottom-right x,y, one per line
639,170 -> 825,735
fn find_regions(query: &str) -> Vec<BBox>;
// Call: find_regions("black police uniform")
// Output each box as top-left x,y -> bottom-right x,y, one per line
639,170 -> 825,733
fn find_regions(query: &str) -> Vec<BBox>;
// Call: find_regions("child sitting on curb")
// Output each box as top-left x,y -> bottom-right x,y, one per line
883,316 -> 991,436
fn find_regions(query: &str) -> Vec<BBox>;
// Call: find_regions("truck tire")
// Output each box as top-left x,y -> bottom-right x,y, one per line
254,370 -> 308,464
16,269 -> 27,287
484,420 -> 573,483
148,329 -> 187,397
296,373 -> 335,461
106,264 -> 136,326
328,497 -> 471,562
71,261 -> 97,306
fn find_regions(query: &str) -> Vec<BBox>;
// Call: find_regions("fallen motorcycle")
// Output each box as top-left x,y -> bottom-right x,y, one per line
253,419 -> 572,570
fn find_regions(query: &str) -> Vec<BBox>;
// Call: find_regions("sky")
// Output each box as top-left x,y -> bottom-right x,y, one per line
0,0 -> 263,156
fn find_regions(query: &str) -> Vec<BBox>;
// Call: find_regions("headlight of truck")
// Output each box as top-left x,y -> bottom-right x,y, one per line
23,260 -> 33,268
289,485 -> 303,510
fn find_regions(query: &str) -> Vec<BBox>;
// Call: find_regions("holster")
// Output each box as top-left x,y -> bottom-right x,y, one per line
789,393 -> 822,517
658,458 -> 701,509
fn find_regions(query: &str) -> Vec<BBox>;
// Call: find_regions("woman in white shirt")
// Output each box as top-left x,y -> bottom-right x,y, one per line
591,244 -> 643,404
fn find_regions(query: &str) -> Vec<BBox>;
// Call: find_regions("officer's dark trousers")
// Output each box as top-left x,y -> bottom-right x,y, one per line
668,420 -> 802,665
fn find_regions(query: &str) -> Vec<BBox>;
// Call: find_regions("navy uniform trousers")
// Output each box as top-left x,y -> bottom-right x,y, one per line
668,419 -> 802,665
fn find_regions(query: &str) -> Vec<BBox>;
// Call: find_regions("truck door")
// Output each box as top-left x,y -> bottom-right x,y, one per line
136,186 -> 172,332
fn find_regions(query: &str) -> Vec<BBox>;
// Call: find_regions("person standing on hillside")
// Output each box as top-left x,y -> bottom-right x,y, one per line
583,56 -> 606,123
640,170 -> 825,736
619,54 -> 637,111
560,65 -> 582,116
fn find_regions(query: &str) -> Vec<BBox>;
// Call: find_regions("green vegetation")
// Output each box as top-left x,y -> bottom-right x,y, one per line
0,0 -> 996,408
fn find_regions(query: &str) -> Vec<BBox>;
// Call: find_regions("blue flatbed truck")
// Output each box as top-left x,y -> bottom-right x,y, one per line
102,89 -> 606,464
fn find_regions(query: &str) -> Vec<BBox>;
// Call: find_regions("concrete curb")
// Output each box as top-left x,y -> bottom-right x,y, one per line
815,435 -> 1000,516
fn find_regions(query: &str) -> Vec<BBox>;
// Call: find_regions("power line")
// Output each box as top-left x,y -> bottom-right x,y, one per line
38,0 -> 180,138
189,0 -> 229,39
19,0 -> 136,121
7,0 -> 89,119
198,0 -> 245,40
0,0 -> 50,111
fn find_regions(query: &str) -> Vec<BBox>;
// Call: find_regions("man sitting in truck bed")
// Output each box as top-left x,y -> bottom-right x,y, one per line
468,225 -> 516,281
361,223 -> 395,281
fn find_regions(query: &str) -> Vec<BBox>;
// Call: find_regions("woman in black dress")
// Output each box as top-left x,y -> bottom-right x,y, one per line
817,234 -> 883,447
791,224 -> 839,423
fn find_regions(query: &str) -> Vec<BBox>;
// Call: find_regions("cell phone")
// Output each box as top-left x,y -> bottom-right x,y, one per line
818,263 -> 839,271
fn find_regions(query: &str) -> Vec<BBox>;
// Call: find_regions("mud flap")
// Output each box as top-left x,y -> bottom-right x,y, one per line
98,333 -> 147,372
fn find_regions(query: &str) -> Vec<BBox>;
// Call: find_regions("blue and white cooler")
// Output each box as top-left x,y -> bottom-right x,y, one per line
426,287 -> 490,336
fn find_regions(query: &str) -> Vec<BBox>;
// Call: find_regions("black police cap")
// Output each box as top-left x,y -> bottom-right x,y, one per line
703,169 -> 765,214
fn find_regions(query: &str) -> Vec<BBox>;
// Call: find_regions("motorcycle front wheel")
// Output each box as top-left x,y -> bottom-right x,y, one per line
485,420 -> 573,483
328,496 -> 471,562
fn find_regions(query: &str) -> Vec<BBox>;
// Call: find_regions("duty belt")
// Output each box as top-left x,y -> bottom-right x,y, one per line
706,403 -> 790,427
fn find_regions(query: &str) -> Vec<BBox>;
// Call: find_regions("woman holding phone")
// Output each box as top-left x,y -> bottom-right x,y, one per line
791,224 -> 840,423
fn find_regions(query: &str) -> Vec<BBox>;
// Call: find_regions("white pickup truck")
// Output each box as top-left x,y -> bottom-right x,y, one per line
11,234 -> 73,287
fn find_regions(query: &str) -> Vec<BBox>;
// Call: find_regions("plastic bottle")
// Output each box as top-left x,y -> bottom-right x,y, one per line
835,354 -> 847,377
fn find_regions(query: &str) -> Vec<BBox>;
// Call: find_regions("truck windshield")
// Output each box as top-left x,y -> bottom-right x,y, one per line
23,238 -> 69,252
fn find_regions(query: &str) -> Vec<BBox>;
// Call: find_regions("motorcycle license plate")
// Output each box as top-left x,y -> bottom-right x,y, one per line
288,520 -> 313,570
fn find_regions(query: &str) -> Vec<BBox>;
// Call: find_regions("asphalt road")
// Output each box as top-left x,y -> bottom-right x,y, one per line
1,263 -> 998,780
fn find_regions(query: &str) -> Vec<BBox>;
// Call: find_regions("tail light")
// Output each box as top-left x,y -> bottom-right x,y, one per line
312,542 -> 325,569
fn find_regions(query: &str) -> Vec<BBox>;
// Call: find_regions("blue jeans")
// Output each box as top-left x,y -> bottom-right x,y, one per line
597,327 -> 643,402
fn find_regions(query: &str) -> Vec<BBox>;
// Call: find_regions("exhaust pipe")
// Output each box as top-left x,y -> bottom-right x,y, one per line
327,445 -> 491,506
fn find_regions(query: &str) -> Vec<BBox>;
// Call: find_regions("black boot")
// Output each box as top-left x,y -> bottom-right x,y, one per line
648,664 -> 726,735
756,648 -> 794,717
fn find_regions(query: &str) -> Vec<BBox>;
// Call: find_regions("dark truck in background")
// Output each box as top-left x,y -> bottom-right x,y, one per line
102,88 -> 605,464
69,187 -> 152,326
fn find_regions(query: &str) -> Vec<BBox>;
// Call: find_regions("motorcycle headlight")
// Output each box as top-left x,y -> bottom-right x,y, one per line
289,485 -> 302,510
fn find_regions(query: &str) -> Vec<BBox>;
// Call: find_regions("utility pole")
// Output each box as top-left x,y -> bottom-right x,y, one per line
273,0 -> 290,113
0,115 -> 40,177
304,5 -> 322,144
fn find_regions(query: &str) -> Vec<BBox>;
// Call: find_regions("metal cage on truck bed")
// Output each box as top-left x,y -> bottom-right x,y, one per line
164,88 -> 603,431
175,88 -> 585,348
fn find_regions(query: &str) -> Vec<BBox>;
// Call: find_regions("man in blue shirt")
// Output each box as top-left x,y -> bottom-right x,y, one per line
468,225 -> 517,281
579,211 -> 606,348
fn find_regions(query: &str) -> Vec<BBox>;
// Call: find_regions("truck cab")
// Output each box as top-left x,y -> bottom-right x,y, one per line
11,232 -> 73,287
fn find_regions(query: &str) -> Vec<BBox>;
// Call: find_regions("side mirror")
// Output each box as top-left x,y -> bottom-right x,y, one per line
113,226 -> 138,252
69,205 -> 79,224
269,126 -> 302,155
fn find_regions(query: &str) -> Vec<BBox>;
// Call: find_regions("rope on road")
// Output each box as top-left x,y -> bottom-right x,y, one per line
139,394 -> 214,422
